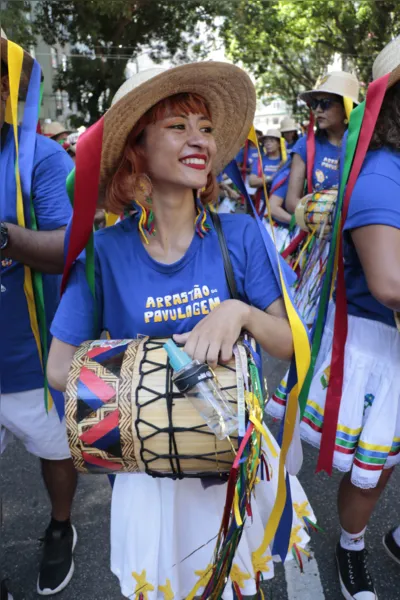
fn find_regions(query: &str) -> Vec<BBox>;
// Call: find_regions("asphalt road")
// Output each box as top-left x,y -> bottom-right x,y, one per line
1,355 -> 399,600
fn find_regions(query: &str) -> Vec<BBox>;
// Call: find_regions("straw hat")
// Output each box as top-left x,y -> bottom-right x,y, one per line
100,62 -> 256,192
42,121 -> 70,139
280,117 -> 298,133
0,28 -> 41,96
261,129 -> 281,140
299,71 -> 360,105
372,35 -> 400,89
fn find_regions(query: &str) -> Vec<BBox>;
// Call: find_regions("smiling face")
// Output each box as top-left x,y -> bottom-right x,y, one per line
140,107 -> 216,192
311,92 -> 346,131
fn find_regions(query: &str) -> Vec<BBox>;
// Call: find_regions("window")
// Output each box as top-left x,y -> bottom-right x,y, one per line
273,117 -> 279,125
51,48 -> 58,69
62,53 -> 68,72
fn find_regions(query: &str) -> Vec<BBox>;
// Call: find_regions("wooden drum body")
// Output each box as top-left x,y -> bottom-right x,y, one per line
66,338 -> 238,478
295,188 -> 338,237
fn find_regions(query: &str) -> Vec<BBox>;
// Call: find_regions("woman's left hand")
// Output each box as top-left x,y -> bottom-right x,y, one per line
173,300 -> 250,368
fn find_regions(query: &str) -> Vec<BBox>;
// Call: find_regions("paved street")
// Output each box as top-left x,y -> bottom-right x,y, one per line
1,356 -> 399,600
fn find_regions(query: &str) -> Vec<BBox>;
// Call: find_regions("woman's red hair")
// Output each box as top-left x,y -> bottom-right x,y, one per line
105,93 -> 218,214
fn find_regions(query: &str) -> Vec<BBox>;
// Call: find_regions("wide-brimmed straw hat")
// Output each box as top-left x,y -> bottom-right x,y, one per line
0,28 -> 41,97
372,35 -> 400,89
42,121 -> 70,139
100,62 -> 256,192
261,128 -> 281,140
299,71 -> 360,106
280,117 -> 298,133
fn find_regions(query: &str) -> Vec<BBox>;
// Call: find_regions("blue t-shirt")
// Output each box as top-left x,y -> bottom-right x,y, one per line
343,147 -> 400,328
51,214 -> 294,345
0,127 -> 73,393
292,134 -> 341,191
236,146 -> 259,171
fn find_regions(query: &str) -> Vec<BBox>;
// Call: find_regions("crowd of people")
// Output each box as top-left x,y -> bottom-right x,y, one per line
1,23 -> 400,600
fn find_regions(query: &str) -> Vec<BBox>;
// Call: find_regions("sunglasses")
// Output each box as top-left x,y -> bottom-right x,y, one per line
309,98 -> 340,112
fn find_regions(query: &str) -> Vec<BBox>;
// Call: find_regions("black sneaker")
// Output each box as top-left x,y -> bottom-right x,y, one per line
383,528 -> 400,566
0,580 -> 13,600
335,543 -> 377,599
37,523 -> 77,596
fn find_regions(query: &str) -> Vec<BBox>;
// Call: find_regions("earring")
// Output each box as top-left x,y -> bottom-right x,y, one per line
344,118 -> 349,125
194,191 -> 210,238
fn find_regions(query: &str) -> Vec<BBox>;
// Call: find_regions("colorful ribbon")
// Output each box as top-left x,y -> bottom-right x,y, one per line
316,74 -> 389,474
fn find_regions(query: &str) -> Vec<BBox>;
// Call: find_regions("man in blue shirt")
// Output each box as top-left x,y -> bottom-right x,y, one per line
0,32 -> 76,597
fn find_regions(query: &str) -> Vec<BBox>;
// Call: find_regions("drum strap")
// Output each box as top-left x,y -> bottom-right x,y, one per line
209,210 -> 239,301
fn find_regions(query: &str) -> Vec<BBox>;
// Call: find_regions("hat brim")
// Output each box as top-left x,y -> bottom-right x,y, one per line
299,88 -> 359,106
100,62 -> 256,196
280,127 -> 297,133
1,37 -> 42,98
387,64 -> 400,90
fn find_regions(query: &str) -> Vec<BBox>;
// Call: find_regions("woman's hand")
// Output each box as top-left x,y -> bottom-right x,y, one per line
173,300 -> 250,368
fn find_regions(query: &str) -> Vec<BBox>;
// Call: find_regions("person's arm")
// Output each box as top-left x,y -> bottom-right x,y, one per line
5,144 -> 73,273
351,224 -> 400,310
285,153 -> 306,213
248,173 -> 263,188
47,338 -> 78,391
3,223 -> 66,273
269,194 -> 292,224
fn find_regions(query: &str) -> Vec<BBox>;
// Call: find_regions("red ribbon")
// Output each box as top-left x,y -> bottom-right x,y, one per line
306,112 -> 316,194
316,73 -> 390,474
61,117 -> 104,293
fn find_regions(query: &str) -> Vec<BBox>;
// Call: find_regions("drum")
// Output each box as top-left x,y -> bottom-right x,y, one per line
65,337 -> 239,478
295,188 -> 338,237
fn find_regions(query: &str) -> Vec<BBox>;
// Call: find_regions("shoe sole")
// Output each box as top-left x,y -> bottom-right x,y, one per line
335,552 -> 378,600
382,534 -> 400,566
36,525 -> 78,596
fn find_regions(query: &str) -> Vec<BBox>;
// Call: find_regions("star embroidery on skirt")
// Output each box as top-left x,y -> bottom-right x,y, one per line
186,564 -> 213,600
289,525 -> 303,550
158,578 -> 174,600
230,564 -> 251,588
251,550 -> 272,573
294,501 -> 311,520
131,569 -> 155,600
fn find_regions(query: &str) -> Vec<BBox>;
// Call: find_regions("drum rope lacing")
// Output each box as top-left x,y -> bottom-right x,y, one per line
135,339 -> 237,479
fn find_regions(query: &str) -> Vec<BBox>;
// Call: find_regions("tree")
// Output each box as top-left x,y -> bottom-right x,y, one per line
0,0 -> 36,49
28,0 -> 226,125
221,0 -> 400,117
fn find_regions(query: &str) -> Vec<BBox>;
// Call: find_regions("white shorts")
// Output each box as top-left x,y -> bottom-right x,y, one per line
0,388 -> 71,460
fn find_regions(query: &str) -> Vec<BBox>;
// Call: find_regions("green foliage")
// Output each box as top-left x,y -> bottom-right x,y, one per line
222,0 -> 400,118
0,0 -> 36,48
32,0 -> 224,124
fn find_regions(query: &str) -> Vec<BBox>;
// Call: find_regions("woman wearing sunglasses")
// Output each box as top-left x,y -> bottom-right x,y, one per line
285,72 -> 360,326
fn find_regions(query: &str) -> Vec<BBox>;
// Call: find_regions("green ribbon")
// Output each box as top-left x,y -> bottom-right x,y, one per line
297,101 -> 366,417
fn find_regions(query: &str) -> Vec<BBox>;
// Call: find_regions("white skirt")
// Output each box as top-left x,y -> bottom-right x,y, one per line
264,221 -> 293,254
267,305 -> 400,489
110,425 -> 315,599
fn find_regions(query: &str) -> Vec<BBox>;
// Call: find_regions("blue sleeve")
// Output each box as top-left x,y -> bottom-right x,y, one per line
250,156 -> 260,176
227,216 -> 291,310
32,149 -> 73,231
236,147 -> 245,164
291,136 -> 307,164
343,173 -> 400,232
50,255 -> 103,346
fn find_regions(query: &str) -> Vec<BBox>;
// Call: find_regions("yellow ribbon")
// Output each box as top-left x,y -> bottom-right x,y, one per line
343,97 -> 353,122
280,137 -> 287,163
7,41 -> 51,407
248,125 -> 311,559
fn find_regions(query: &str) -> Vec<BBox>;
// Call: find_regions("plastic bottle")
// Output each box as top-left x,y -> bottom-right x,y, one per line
164,340 -> 238,440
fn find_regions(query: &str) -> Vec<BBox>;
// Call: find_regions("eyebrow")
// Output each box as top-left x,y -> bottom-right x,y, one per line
166,114 -> 211,121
